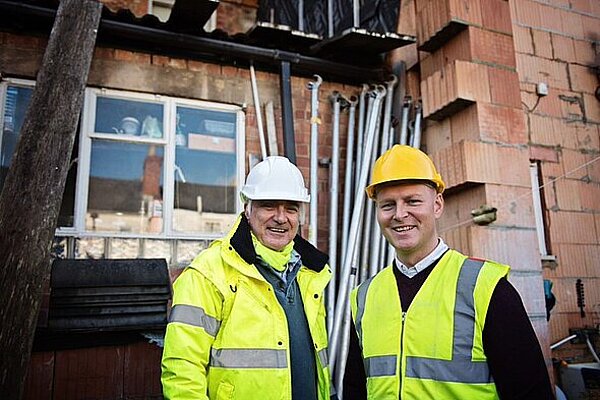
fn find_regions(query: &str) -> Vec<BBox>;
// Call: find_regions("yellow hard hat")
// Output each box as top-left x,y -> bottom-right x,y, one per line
366,145 -> 445,199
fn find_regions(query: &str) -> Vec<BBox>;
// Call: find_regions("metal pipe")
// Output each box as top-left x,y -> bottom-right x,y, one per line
334,270 -> 357,397
280,61 -> 296,163
327,90 -> 343,335
298,0 -> 304,31
327,0 -> 334,38
411,100 -> 423,149
550,334 -> 578,350
355,84 -> 369,174
249,63 -> 267,159
340,96 -> 358,269
329,86 -> 386,363
367,100 -> 385,278
399,97 -> 411,145
307,75 -> 322,246
353,0 -> 360,28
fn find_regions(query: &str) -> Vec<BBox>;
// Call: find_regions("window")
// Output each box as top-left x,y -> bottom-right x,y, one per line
78,88 -> 244,238
0,81 -> 245,239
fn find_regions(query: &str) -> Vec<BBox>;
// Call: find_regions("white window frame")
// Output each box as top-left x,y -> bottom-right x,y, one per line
71,87 -> 245,240
529,162 -> 556,262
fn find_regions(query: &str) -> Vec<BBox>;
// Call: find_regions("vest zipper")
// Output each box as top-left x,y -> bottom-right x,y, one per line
399,311 -> 406,398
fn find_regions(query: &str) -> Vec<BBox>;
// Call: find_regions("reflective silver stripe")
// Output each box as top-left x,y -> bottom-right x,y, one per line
406,258 -> 493,384
365,355 -> 397,377
318,347 -> 329,367
405,357 -> 491,383
210,348 -> 288,369
355,276 -> 375,343
169,304 -> 221,337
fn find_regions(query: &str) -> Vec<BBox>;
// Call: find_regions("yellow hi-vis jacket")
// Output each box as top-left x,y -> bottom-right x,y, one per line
350,249 -> 510,400
161,214 -> 333,400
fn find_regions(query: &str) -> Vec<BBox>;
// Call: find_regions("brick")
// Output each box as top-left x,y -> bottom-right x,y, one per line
441,28 -> 471,67
513,0 -> 541,27
535,87 -> 564,118
548,210 -> 597,243
561,148 -> 589,180
516,54 -> 569,90
462,141 -> 532,187
478,103 -> 527,144
469,226 -> 541,272
93,47 -> 115,60
557,91 -> 585,122
488,68 -> 522,108
581,14 -> 599,40
569,64 -> 597,94
455,60 -> 491,102
555,178 -> 583,210
583,93 -> 600,123
569,0 -> 592,13
573,39 -> 596,65
551,118 -> 578,149
575,123 -> 600,151
470,28 -> 516,68
580,181 -> 600,211
538,4 -> 563,33
551,34 -> 576,63
449,104 -> 480,143
168,58 -> 187,70
484,183 -> 536,228
530,145 -> 560,163
422,118 -> 452,154
481,0 -> 512,34
560,10 -> 585,39
448,0 -> 482,25
532,30 -> 553,59
552,244 -> 589,277
151,55 -> 169,66
513,25 -> 534,55
529,114 -> 558,146
114,49 -> 151,64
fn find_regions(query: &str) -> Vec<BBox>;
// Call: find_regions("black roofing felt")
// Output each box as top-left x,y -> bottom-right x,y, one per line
0,0 -> 415,84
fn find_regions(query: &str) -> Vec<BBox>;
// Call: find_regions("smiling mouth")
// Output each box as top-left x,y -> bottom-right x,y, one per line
393,226 -> 415,233
268,227 -> 287,233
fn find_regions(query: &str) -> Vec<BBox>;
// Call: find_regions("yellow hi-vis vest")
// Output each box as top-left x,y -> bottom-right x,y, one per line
161,215 -> 333,400
350,249 -> 510,400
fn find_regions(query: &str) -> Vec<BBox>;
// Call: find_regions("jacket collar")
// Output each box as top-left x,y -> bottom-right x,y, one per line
230,213 -> 329,272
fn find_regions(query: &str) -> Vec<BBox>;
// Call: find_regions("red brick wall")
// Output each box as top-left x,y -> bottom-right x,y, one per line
510,0 -> 600,363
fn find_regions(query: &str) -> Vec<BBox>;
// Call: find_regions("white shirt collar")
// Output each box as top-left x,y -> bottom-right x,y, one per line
394,239 -> 449,278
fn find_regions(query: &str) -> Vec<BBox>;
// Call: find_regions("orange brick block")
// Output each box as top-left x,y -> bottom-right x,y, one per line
513,25 -> 534,55
469,226 -> 541,272
513,0 -> 541,27
569,64 -> 597,94
488,68 -> 522,108
477,103 -> 527,144
548,209 -> 596,244
573,38 -> 596,65
471,28 -> 516,68
529,145 -> 560,163
555,178 -> 584,211
560,10 -> 585,39
551,34 -> 576,63
481,0 -> 512,34
532,30 -> 553,59
449,104 -> 480,143
583,93 -> 600,123
538,4 -> 563,33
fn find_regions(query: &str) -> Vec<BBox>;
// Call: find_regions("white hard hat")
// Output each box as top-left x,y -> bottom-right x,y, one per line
241,156 -> 310,203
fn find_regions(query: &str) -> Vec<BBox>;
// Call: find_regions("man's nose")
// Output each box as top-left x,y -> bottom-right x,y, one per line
394,204 -> 409,220
273,205 -> 287,222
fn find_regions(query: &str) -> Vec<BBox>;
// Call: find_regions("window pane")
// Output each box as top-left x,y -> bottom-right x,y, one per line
87,140 -> 164,234
1,85 -> 32,189
1,84 -> 77,227
94,96 -> 164,138
173,106 -> 237,234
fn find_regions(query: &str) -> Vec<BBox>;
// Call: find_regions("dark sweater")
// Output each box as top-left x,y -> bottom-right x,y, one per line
343,258 -> 554,400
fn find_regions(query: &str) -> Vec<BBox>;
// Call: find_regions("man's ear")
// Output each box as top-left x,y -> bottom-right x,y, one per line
434,193 -> 444,218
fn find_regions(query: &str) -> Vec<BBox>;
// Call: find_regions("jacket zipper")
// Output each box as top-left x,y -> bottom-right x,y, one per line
399,311 -> 406,398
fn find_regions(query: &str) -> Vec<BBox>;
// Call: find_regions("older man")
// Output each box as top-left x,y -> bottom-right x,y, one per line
343,145 -> 553,399
162,156 -> 333,399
